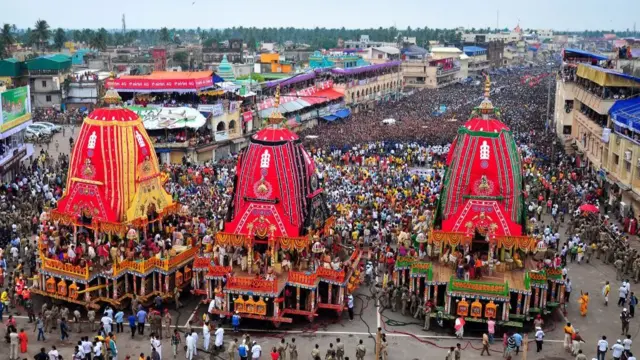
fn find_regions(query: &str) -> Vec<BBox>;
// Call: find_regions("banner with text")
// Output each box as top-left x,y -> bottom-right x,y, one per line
0,86 -> 32,133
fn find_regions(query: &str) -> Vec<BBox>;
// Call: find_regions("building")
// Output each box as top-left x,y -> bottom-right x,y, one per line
258,53 -> 293,73
216,55 -> 237,82
362,47 -> 401,64
26,54 -> 72,109
463,46 -> 489,77
152,48 -> 167,71
343,35 -> 398,50
0,58 -> 28,88
65,69 -> 111,110
560,62 -> 640,214
202,37 -> 244,67
403,47 -> 463,89
485,40 -> 505,69
554,48 -> 610,150
308,51 -> 363,69
332,61 -> 403,112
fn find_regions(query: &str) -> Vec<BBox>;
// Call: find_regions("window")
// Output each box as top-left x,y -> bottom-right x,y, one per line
614,154 -> 620,165
626,160 -> 632,172
41,80 -> 47,87
45,95 -> 52,102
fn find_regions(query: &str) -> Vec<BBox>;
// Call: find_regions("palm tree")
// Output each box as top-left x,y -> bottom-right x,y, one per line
53,28 -> 66,51
159,27 -> 170,44
1,23 -> 15,57
33,19 -> 50,52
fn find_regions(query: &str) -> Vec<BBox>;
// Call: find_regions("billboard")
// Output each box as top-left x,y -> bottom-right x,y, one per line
0,86 -> 32,133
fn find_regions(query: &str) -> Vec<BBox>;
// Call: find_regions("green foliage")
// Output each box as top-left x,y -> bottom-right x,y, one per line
33,19 -> 50,51
160,27 -> 170,44
53,28 -> 66,51
237,73 -> 265,82
173,51 -> 189,68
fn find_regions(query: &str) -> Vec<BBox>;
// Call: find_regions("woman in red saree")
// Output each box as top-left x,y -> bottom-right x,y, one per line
18,329 -> 28,353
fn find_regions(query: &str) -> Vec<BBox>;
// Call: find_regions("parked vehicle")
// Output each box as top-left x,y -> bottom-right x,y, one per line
34,121 -> 61,133
27,123 -> 52,136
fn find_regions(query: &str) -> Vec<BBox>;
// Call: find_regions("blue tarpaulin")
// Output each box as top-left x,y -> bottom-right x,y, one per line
564,48 -> 608,61
213,74 -> 225,83
334,109 -> 351,119
322,115 -> 338,122
610,97 -> 640,132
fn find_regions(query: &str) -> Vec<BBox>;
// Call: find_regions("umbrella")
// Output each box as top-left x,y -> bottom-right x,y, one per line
579,204 -> 599,213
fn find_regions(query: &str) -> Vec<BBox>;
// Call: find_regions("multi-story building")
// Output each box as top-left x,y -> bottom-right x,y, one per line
0,58 -> 28,88
561,63 -> 640,213
65,69 -> 110,111
463,46 -> 489,77
332,61 -> 403,112
26,54 -> 72,109
403,47 -> 463,89
201,37 -> 244,68
554,48 -> 610,151
362,47 -> 401,64
343,35 -> 398,50
309,51 -> 363,69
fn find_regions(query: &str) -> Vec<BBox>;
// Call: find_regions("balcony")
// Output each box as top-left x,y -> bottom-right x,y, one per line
437,66 -> 461,77
574,85 -> 616,115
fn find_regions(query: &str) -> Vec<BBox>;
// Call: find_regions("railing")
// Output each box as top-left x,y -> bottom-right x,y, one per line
41,255 -> 90,280
436,66 -> 461,76
226,276 -> 280,294
112,247 -> 198,276
288,271 -> 317,286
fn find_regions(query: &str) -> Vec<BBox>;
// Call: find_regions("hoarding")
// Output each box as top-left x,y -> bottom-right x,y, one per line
0,86 -> 32,133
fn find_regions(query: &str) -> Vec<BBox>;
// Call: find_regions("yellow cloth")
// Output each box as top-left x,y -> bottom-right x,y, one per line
579,295 -> 589,316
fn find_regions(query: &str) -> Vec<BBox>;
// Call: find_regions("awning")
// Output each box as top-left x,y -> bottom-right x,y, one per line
322,115 -> 338,122
334,108 -> 351,119
577,64 -> 640,87
610,97 -> 640,132
259,107 -> 276,118
279,99 -> 305,113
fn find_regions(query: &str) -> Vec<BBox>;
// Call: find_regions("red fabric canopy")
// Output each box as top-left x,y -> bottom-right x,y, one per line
304,89 -> 344,105
579,204 -> 599,213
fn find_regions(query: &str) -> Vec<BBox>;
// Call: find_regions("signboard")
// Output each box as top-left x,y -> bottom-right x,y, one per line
198,104 -> 224,117
0,86 -> 32,133
105,76 -> 213,92
0,148 -> 27,173
242,111 -> 253,123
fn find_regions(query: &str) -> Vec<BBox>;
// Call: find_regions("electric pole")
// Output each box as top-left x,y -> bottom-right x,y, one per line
122,14 -> 126,34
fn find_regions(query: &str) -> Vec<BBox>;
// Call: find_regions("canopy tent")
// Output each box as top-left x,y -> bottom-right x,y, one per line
610,97 -> 640,132
305,89 -> 344,104
331,61 -> 401,75
322,115 -> 339,122
105,71 -> 218,93
127,106 -> 207,130
259,89 -> 343,118
577,64 -> 640,88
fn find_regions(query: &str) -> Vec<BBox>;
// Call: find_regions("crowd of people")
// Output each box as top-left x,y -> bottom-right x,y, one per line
3,62 -> 640,360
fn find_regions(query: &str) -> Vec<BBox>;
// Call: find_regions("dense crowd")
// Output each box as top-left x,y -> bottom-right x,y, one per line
4,64 -> 640,360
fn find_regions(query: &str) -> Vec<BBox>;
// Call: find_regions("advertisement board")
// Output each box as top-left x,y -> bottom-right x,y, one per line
0,86 -> 32,133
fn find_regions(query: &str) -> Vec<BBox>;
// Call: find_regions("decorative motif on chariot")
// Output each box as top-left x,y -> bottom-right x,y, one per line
253,179 -> 273,198
479,141 -> 490,160
246,215 -> 276,238
310,174 -> 319,191
260,150 -> 271,168
464,212 -> 498,238
81,159 -> 96,179
473,175 -> 494,196
138,156 -> 153,176
87,131 -> 97,156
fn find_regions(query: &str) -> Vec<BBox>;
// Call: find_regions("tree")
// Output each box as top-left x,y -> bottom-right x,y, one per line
160,27 -> 170,44
173,51 -> 189,69
33,19 -> 50,52
53,28 -> 66,51
1,24 -> 15,55
72,30 -> 83,43
89,29 -> 108,51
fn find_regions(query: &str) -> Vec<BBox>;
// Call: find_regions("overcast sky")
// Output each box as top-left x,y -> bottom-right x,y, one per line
2,0 -> 638,31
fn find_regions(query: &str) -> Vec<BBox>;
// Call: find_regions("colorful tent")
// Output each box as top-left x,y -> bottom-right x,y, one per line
53,90 -> 175,226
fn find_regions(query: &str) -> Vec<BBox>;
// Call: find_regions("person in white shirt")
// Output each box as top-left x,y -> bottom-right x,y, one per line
93,342 -> 102,358
151,334 -> 162,359
612,339 -> 625,360
214,324 -> 224,351
624,335 -> 633,353
101,315 -> 113,334
82,338 -> 93,357
48,346 -> 59,360
185,333 -> 195,360
202,322 -> 211,351
251,341 -> 262,359
598,336 -> 609,360
628,352 -> 637,360
534,327 -> 545,352
191,331 -> 199,355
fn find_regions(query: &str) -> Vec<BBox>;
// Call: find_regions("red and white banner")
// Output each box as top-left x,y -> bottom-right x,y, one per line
105,76 -> 213,91
242,111 -> 253,123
